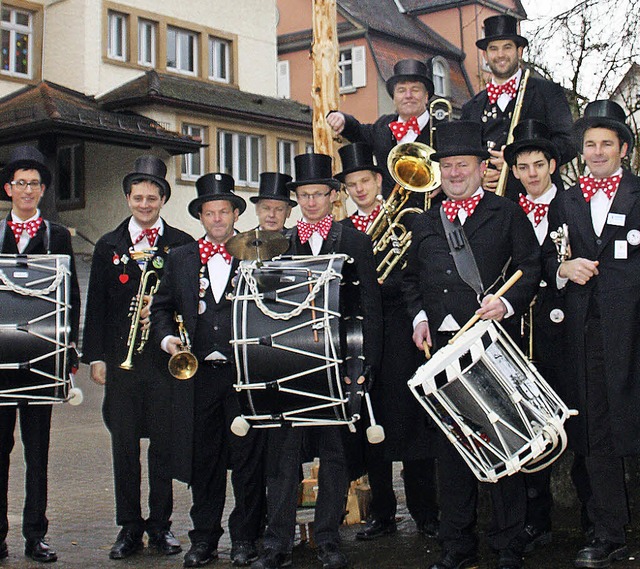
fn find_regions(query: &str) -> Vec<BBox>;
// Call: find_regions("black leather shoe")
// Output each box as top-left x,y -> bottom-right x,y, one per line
109,529 -> 143,560
250,548 -> 292,569
417,519 -> 440,538
183,542 -> 218,567
317,542 -> 348,569
574,538 -> 628,568
148,530 -> 182,555
0,541 -> 7,560
231,541 -> 258,566
511,524 -> 552,554
429,550 -> 479,569
25,539 -> 58,563
497,548 -> 523,569
355,517 -> 397,540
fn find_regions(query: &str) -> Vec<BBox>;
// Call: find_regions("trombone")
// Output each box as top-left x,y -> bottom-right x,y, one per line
168,314 -> 199,380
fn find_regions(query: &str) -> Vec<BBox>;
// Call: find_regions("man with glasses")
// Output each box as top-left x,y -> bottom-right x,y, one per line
0,146 -> 81,563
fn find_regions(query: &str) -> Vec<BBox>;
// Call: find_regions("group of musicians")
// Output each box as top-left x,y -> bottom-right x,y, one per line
1,12 -> 639,569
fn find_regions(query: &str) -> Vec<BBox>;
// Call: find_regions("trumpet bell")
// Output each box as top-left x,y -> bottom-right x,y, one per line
387,142 -> 440,193
168,350 -> 199,380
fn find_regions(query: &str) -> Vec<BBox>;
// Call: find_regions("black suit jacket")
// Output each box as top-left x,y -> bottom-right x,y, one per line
542,171 -> 640,456
461,76 -> 576,198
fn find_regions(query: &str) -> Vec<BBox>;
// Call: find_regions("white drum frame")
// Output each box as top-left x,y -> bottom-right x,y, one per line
408,320 -> 576,482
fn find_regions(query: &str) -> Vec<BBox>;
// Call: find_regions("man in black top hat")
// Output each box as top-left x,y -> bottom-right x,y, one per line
335,142 -> 439,541
82,155 -> 193,560
327,59 -> 436,198
0,145 -> 81,563
252,153 -> 382,569
251,172 -> 295,232
541,100 -> 640,568
403,121 -> 540,569
461,14 -> 575,200
153,173 -> 254,568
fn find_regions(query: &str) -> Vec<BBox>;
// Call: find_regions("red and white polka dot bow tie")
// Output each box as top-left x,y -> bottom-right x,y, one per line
349,205 -> 381,232
389,116 -> 420,141
134,227 -> 160,247
198,239 -> 232,264
297,215 -> 333,244
519,194 -> 549,227
8,217 -> 43,243
579,175 -> 621,202
442,195 -> 482,223
486,77 -> 517,105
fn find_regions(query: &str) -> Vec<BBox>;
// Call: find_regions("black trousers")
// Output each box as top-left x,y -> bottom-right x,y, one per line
102,365 -> 173,535
263,426 -> 348,553
0,403 -> 52,542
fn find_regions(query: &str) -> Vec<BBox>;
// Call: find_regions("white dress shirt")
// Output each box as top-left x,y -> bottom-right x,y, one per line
396,108 -> 430,144
11,209 -> 41,253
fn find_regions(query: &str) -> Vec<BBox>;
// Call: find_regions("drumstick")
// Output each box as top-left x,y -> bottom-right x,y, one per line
422,340 -> 431,360
448,270 -> 523,345
307,271 -> 319,343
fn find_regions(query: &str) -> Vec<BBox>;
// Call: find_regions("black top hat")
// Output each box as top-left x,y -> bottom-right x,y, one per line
122,155 -> 172,202
574,100 -> 635,153
386,59 -> 435,98
504,119 -> 560,167
431,121 -> 491,161
250,172 -> 297,206
286,153 -> 341,192
188,173 -> 247,219
476,15 -> 528,50
335,143 -> 385,182
1,146 -> 52,200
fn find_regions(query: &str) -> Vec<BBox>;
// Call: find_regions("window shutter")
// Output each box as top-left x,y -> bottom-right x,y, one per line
277,60 -> 290,99
352,45 -> 366,88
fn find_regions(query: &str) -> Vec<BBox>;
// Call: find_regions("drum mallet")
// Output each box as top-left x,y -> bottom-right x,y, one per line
363,390 -> 386,444
449,269 -> 523,345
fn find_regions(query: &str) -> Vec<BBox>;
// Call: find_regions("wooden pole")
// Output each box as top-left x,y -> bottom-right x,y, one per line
311,0 -> 347,220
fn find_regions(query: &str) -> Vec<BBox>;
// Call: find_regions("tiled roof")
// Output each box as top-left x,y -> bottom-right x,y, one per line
400,0 -> 527,18
0,81 -> 201,155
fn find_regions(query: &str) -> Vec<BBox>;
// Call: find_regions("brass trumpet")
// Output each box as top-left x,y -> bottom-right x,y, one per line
120,249 -> 160,370
168,314 -> 198,380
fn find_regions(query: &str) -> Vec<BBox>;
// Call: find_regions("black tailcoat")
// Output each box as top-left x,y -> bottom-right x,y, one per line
542,171 -> 640,456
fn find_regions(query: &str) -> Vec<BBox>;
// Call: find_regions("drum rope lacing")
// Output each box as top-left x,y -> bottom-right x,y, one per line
238,263 -> 340,321
0,264 -> 67,297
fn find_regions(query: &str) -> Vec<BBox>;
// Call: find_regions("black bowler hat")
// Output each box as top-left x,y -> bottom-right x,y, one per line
386,59 -> 434,98
122,155 -> 172,202
1,146 -> 52,198
476,15 -> 528,50
188,173 -> 246,218
335,143 -> 385,182
286,153 -> 341,192
574,100 -> 635,153
250,172 -> 297,206
504,120 -> 560,167
431,121 -> 490,162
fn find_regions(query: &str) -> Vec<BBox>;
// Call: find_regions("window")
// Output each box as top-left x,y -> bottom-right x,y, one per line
278,140 -> 296,177
218,131 -> 263,187
432,57 -> 449,97
56,143 -> 85,210
209,37 -> 230,82
107,10 -> 127,61
1,5 -> 33,77
338,46 -> 366,91
167,26 -> 197,75
277,60 -> 290,99
181,124 -> 206,180
138,19 -> 156,67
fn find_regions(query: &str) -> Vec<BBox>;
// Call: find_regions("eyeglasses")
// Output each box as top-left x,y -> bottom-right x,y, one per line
11,180 -> 43,190
296,191 -> 331,202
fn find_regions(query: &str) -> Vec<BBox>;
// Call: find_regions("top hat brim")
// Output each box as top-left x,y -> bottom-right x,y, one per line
249,194 -> 297,206
386,75 -> 435,98
286,178 -> 342,192
431,148 -> 490,162
335,164 -> 385,183
504,138 -> 560,167
122,173 -> 172,203
188,194 -> 247,219
0,160 -> 52,199
573,116 -> 635,154
476,34 -> 528,51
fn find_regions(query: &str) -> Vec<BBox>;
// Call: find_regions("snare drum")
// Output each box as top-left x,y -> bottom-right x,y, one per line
231,254 -> 363,431
408,320 -> 576,482
0,254 -> 79,405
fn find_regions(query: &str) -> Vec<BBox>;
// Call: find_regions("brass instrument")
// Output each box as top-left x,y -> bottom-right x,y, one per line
429,98 -> 453,148
550,223 -> 571,262
168,314 -> 199,380
495,68 -> 531,197
120,249 -> 160,370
